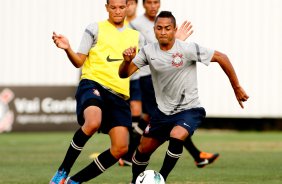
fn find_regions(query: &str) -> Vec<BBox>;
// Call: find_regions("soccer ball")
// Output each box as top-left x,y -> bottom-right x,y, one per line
135,170 -> 165,184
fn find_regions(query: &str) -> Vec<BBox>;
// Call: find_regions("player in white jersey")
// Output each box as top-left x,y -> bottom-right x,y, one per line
119,11 -> 249,182
129,0 -> 220,169
120,0 -> 198,167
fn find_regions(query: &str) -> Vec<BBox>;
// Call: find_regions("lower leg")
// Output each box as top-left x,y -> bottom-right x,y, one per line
59,128 -> 91,174
183,136 -> 202,162
122,128 -> 141,162
131,148 -> 151,183
159,137 -> 184,181
70,149 -> 118,182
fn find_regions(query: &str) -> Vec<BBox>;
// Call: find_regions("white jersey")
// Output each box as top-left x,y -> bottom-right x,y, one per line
129,14 -> 156,77
133,39 -> 214,115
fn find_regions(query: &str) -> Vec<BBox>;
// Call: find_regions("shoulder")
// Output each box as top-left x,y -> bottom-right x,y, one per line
142,42 -> 157,53
175,40 -> 198,50
130,15 -> 146,29
86,22 -> 98,30
131,15 -> 144,24
85,22 -> 99,36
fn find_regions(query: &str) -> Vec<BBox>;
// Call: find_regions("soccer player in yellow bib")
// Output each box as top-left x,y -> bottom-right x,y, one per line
50,0 -> 144,184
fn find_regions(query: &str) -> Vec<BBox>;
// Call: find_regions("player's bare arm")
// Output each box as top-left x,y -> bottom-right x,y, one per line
211,50 -> 249,108
119,47 -> 139,78
175,20 -> 193,41
52,32 -> 86,68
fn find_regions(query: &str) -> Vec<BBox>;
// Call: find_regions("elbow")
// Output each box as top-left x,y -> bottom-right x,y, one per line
73,61 -> 84,68
213,51 -> 229,64
119,71 -> 129,78
74,64 -> 81,68
221,53 -> 229,61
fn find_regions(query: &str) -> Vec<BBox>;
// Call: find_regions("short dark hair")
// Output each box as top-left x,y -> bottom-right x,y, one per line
143,0 -> 160,4
155,11 -> 176,28
107,0 -> 128,4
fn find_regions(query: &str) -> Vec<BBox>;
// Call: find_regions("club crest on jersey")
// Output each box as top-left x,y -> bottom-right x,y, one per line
93,89 -> 100,96
172,53 -> 183,67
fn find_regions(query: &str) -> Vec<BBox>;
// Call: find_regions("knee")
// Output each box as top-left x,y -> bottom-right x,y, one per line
82,120 -> 100,136
137,144 -> 152,155
170,126 -> 189,140
111,145 -> 128,158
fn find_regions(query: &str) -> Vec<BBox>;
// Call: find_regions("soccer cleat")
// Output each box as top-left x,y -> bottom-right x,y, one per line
49,170 -> 68,184
64,177 -> 80,184
118,158 -> 132,167
195,152 -> 220,168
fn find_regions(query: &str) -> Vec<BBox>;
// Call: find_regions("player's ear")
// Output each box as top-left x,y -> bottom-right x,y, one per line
174,26 -> 177,34
105,4 -> 109,12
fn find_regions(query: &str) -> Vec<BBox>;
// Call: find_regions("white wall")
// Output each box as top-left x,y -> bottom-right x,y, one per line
1,0 -> 281,118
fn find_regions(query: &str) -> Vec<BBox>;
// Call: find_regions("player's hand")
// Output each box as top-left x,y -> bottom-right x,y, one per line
234,86 -> 249,108
123,47 -> 136,63
175,21 -> 193,41
52,32 -> 70,50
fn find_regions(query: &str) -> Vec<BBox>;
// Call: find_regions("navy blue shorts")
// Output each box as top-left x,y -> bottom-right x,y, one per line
143,107 -> 206,142
139,75 -> 158,116
129,79 -> 142,101
75,79 -> 132,134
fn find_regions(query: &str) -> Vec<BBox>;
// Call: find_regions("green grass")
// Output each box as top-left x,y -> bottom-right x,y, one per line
0,130 -> 282,184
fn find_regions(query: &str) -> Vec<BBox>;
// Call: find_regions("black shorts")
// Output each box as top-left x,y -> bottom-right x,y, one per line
75,79 -> 131,133
143,107 -> 206,142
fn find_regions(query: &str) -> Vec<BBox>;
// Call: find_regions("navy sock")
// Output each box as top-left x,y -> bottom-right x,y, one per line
59,128 -> 91,174
124,133 -> 141,162
131,149 -> 151,183
159,137 -> 184,181
183,137 -> 202,162
71,149 -> 118,182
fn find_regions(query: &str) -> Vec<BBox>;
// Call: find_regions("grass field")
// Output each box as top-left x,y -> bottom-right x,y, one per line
0,130 -> 282,184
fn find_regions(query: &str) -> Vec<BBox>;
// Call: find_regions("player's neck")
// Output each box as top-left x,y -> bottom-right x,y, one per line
159,39 -> 175,51
144,13 -> 156,22
108,19 -> 125,28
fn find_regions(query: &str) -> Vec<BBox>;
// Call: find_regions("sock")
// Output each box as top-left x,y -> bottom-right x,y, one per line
123,128 -> 141,162
131,149 -> 151,183
71,149 -> 118,182
59,128 -> 91,174
159,137 -> 184,181
183,137 -> 202,162
138,118 -> 148,131
132,116 -> 141,124
132,116 -> 144,135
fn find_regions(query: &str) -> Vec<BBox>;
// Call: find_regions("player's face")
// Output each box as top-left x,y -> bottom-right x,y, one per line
154,17 -> 176,45
106,0 -> 128,25
126,0 -> 138,18
143,0 -> 160,19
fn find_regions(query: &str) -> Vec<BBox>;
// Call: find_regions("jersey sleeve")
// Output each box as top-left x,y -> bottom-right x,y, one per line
138,33 -> 146,50
188,42 -> 215,66
77,23 -> 98,55
133,47 -> 148,69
